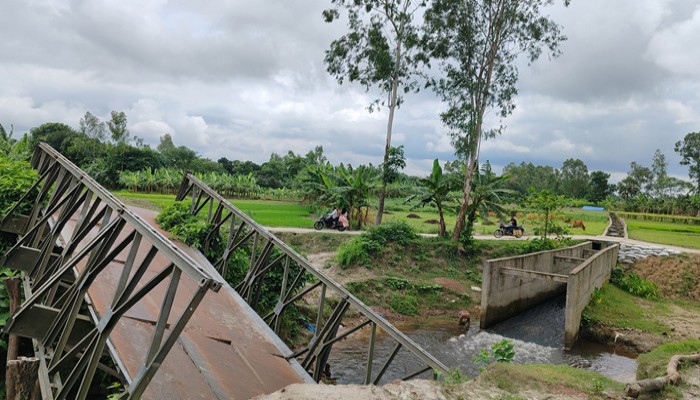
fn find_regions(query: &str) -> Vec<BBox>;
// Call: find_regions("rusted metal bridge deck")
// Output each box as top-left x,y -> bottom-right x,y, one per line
61,207 -> 310,399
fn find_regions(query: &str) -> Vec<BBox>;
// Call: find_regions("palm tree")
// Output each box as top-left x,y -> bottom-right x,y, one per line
405,159 -> 456,237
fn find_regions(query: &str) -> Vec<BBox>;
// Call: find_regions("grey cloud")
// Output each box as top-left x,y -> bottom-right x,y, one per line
0,0 -> 697,185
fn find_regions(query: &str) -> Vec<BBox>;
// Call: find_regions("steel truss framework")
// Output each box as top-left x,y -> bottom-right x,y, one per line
176,173 -> 448,383
1,143 -> 222,399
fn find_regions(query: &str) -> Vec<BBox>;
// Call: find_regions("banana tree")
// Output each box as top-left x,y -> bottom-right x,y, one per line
405,159 -> 456,237
465,169 -> 516,237
321,164 -> 379,230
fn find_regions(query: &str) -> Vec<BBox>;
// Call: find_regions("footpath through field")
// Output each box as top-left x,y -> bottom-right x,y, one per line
266,227 -> 700,255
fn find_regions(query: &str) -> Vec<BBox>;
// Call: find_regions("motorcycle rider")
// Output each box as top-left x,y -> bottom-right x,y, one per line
509,216 -> 518,234
330,206 -> 339,227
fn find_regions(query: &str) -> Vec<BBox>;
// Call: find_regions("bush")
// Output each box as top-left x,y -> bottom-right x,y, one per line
336,222 -> 417,269
336,236 -> 381,268
0,156 -> 38,398
521,237 -> 558,253
155,202 -> 195,230
0,156 -> 38,216
156,203 -> 308,341
388,293 -> 419,316
618,271 -> 658,300
365,221 -> 418,245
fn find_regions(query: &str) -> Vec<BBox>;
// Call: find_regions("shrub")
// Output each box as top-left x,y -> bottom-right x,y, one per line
336,236 -> 381,268
0,156 -> 38,216
336,222 -> 417,269
155,202 -> 308,341
388,293 -> 419,316
365,221 -> 418,245
610,267 -> 658,300
619,271 -> 658,300
521,237 -> 558,253
155,202 -> 194,230
472,339 -> 515,371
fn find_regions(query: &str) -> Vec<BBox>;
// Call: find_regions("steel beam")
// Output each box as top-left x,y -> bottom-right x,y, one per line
1,143 -> 224,399
176,173 -> 449,384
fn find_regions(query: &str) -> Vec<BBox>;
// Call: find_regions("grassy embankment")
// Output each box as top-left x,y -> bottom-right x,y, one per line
473,363 -> 625,399
582,252 -> 700,398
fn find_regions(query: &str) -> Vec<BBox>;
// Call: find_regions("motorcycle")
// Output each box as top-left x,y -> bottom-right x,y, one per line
493,223 -> 524,238
313,213 -> 346,231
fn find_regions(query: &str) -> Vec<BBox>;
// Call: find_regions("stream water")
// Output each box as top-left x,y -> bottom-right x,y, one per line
327,295 -> 638,385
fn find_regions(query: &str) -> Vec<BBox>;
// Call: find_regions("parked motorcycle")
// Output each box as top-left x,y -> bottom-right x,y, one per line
493,223 -> 524,238
313,214 -> 346,231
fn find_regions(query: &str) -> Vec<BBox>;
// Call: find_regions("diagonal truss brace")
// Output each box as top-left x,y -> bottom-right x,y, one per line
176,173 -> 448,384
0,143 -> 223,400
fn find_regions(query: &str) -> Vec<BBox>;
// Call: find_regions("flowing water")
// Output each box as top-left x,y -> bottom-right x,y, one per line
327,295 -> 638,384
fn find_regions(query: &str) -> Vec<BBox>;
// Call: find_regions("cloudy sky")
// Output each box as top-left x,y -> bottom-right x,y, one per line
1,0 -> 699,183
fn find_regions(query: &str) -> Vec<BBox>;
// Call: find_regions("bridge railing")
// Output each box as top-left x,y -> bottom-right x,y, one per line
176,173 -> 449,383
0,143 -> 223,399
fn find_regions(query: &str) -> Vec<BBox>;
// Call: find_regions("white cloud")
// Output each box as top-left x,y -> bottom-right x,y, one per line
646,5 -> 700,78
0,0 -> 696,183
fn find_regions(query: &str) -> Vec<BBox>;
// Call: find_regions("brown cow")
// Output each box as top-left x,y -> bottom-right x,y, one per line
571,219 -> 586,231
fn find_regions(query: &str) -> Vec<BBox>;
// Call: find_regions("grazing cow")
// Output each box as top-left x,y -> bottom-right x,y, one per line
457,310 -> 471,330
571,219 -> 586,231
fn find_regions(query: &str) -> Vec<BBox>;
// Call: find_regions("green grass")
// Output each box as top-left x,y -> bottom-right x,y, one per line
582,284 -> 671,334
636,340 -> 700,380
113,190 -> 179,210
114,190 -> 315,228
114,192 -> 700,249
626,219 -> 700,249
479,363 -> 625,398
346,276 -> 470,316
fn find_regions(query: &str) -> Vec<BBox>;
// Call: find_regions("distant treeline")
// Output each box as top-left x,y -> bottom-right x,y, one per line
2,114 -> 699,217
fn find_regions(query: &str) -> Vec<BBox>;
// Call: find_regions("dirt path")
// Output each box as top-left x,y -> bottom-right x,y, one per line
254,378 -> 595,400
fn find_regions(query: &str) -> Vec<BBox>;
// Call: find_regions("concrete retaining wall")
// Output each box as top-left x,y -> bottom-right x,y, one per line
480,242 -> 592,329
564,244 -> 619,349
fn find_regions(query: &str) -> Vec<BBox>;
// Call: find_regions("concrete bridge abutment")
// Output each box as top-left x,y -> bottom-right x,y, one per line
479,241 -> 619,349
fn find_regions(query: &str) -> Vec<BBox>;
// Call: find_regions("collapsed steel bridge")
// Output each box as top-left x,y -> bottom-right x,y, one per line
175,173 -> 448,383
0,143 -> 448,399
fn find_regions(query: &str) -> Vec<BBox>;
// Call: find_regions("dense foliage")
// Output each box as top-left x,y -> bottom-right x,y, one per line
610,266 -> 659,300
0,151 -> 40,398
155,203 -> 309,339
336,221 -> 418,268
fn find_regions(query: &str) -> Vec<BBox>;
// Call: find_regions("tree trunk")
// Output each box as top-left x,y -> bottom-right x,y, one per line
624,353 -> 700,398
375,78 -> 400,226
437,204 -> 446,237
376,17 -> 404,226
451,151 -> 479,241
6,357 -> 41,400
4,277 -> 21,399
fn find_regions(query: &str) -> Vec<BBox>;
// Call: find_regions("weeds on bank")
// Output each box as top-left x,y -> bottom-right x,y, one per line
610,266 -> 659,300
346,277 -> 463,316
336,222 -> 418,268
581,284 -> 670,334
472,339 -> 515,372
479,364 -> 624,398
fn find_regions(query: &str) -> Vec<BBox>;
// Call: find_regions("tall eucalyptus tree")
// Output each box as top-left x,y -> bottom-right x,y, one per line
423,0 -> 569,241
323,0 -> 428,225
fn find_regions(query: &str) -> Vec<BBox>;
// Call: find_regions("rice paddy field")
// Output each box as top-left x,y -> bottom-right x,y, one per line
114,191 -> 699,248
